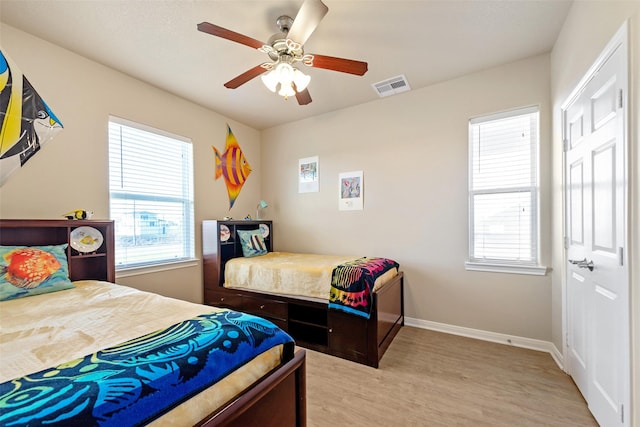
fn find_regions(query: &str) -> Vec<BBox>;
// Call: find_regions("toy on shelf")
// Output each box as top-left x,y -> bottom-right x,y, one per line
62,210 -> 93,220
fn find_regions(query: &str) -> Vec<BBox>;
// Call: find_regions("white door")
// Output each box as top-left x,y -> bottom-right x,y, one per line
563,24 -> 629,427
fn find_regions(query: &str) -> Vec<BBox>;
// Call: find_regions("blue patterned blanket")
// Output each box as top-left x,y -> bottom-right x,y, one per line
0,310 -> 293,426
329,257 -> 399,319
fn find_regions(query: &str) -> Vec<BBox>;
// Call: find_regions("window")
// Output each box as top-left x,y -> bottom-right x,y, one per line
108,116 -> 194,269
466,106 -> 545,275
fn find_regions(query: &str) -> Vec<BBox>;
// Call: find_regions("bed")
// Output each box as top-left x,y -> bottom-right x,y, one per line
203,220 -> 404,368
0,219 -> 306,427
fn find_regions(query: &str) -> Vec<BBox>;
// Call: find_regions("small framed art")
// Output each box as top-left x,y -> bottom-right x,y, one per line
298,156 -> 319,193
338,170 -> 363,211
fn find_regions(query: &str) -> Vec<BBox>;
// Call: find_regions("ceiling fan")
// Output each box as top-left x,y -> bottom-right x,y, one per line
197,0 -> 368,105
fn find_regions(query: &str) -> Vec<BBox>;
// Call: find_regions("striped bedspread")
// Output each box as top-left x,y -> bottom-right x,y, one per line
329,257 -> 399,319
0,310 -> 293,426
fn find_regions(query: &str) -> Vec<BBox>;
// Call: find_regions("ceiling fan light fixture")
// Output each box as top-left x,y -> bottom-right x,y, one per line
261,71 -> 279,92
293,69 -> 311,91
261,62 -> 310,99
278,82 -> 296,98
275,62 -> 294,84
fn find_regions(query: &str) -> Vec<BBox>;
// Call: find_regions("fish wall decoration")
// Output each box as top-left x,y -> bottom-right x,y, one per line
213,125 -> 251,209
0,49 -> 63,186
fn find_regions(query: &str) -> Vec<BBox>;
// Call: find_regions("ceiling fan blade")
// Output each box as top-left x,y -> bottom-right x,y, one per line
306,54 -> 368,76
287,0 -> 328,45
295,87 -> 312,105
197,22 -> 265,50
224,64 -> 269,89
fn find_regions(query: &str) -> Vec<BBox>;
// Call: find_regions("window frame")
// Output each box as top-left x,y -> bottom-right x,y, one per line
108,116 -> 196,272
465,106 -> 547,276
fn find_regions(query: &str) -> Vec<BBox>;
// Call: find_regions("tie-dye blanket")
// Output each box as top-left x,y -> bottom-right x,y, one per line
329,257 -> 399,319
0,310 -> 293,427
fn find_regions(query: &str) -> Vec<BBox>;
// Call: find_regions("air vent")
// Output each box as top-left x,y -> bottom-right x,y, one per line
372,75 -> 411,97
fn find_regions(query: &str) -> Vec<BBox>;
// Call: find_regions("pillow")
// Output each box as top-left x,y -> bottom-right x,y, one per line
237,229 -> 268,258
0,244 -> 74,301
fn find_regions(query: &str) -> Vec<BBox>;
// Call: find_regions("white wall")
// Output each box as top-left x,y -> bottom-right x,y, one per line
261,54 -> 554,341
0,25 -> 263,303
550,1 -> 640,424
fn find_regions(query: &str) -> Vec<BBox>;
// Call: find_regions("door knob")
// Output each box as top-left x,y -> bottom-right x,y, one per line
577,260 -> 594,271
569,258 -> 594,271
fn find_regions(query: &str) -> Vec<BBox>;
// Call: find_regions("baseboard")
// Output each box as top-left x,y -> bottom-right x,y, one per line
549,343 -> 564,371
405,317 -> 564,370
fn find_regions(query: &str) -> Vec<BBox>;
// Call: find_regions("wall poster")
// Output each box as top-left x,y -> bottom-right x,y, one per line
298,156 -> 319,193
338,170 -> 363,211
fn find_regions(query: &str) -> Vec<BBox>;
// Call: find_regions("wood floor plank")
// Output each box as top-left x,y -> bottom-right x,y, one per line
305,327 -> 597,426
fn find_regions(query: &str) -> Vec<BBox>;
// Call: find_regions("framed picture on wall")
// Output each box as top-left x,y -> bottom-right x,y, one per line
338,170 -> 363,211
298,156 -> 319,193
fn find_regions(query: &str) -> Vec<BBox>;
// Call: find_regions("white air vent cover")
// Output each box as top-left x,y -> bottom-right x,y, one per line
372,75 -> 411,97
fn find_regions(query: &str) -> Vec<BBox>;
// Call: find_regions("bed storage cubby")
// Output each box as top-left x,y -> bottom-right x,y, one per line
202,219 -> 405,368
289,302 -> 329,349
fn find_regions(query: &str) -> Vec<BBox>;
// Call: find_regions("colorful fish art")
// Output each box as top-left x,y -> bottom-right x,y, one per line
213,125 -> 251,209
0,50 -> 63,186
1,247 -> 61,289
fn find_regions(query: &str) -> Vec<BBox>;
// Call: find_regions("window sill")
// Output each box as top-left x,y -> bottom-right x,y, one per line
116,258 -> 199,278
464,261 -> 548,276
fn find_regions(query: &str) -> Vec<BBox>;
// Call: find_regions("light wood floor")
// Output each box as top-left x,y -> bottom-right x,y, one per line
305,327 -> 597,426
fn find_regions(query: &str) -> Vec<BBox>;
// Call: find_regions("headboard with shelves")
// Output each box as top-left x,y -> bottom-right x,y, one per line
0,219 -> 115,282
202,220 -> 272,289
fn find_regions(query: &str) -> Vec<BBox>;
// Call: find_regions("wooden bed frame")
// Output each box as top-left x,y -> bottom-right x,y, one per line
0,219 -> 307,427
203,220 -> 404,368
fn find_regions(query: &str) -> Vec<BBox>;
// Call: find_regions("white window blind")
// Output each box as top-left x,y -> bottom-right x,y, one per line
468,106 -> 539,265
108,116 -> 194,269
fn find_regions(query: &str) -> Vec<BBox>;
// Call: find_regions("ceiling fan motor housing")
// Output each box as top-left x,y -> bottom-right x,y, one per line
266,15 -> 305,62
276,15 -> 293,32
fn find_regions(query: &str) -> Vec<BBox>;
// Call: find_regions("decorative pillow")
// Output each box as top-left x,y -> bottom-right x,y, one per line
237,229 -> 268,258
0,244 -> 74,301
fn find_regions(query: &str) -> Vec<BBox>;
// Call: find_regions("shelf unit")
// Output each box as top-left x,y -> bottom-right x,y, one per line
202,220 -> 272,290
0,219 -> 115,282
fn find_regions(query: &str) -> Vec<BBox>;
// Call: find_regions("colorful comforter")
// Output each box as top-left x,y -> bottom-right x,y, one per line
329,257 -> 399,319
0,310 -> 293,426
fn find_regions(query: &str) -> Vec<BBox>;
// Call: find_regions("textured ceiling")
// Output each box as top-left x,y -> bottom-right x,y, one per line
0,0 -> 573,130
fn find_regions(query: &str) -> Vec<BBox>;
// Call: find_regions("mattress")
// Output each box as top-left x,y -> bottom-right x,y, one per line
225,251 -> 398,299
0,280 -> 288,425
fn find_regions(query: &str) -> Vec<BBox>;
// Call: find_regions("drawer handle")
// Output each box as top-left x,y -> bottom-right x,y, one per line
260,304 -> 265,309
220,297 -> 224,302
328,328 -> 333,333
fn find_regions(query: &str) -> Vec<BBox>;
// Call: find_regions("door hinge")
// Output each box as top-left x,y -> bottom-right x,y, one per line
621,403 -> 624,423
563,138 -> 569,152
618,247 -> 624,266
564,236 -> 569,250
618,89 -> 623,108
